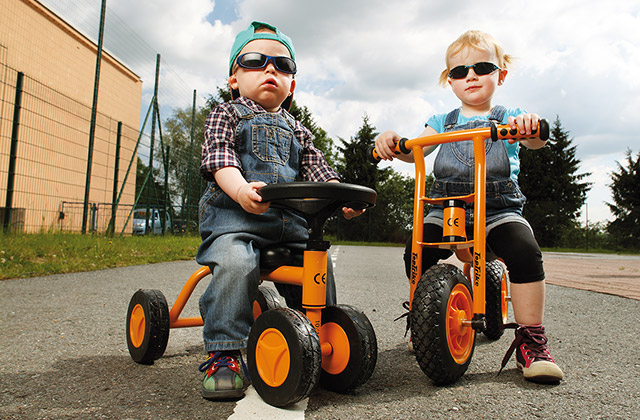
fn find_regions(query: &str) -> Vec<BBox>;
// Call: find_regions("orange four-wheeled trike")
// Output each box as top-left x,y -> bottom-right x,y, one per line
125,182 -> 378,407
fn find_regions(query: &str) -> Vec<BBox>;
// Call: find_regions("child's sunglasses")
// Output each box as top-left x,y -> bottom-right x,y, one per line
236,52 -> 297,74
448,62 -> 500,79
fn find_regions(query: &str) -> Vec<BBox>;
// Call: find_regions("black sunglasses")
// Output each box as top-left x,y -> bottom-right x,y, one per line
236,52 -> 297,74
448,62 -> 500,79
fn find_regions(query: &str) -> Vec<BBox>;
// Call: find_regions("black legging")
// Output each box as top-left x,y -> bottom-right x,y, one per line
403,221 -> 545,284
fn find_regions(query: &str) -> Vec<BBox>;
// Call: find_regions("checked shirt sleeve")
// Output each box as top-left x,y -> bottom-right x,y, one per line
200,105 -> 241,182
295,121 -> 340,182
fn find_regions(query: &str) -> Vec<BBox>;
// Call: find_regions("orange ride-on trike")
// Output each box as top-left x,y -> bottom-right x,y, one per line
126,182 -> 378,407
369,120 -> 549,384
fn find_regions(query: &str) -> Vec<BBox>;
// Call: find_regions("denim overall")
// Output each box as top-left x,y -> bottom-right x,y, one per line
196,101 -> 335,352
425,106 -> 527,230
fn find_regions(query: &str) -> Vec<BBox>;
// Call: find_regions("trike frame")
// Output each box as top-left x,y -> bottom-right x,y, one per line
370,120 -> 549,383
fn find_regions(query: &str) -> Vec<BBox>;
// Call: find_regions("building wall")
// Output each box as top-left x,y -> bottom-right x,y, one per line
0,0 -> 142,233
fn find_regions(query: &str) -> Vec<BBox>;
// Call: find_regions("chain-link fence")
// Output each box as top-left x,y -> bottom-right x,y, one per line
0,60 -> 207,235
1,0 -> 209,236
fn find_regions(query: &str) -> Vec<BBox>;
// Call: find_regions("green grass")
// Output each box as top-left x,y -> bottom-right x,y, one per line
0,232 -> 201,280
1,232 -> 635,281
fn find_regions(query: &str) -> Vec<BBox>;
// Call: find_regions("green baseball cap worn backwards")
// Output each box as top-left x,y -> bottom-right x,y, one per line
229,21 -> 296,75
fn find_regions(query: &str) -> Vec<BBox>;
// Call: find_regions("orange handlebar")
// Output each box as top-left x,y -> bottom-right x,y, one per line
368,119 -> 549,163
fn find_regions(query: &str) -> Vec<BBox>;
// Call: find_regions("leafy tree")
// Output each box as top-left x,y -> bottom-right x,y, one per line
373,168 -> 417,242
134,157 -> 168,210
205,85 -> 232,109
159,103 -> 208,226
606,149 -> 640,249
519,116 -> 591,247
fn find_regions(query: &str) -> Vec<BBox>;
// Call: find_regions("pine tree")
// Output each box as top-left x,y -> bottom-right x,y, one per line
335,115 -> 379,189
325,116 -> 379,241
519,116 -> 591,247
606,149 -> 640,249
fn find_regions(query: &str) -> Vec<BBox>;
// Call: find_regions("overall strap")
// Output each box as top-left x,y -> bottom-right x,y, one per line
488,105 -> 507,123
280,107 -> 296,130
443,108 -> 461,129
229,101 -> 255,119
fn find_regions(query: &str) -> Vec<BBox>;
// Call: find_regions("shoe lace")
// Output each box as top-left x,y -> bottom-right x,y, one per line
394,301 -> 411,337
498,323 -> 551,375
199,351 -> 250,380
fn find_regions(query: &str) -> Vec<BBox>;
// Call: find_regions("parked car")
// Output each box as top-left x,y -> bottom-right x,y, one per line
132,208 -> 171,235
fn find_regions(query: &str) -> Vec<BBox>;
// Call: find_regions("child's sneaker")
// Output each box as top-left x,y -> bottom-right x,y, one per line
198,351 -> 247,400
499,324 -> 564,383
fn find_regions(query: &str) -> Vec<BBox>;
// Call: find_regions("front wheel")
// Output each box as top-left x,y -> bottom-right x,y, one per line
411,264 -> 475,385
247,308 -> 321,407
319,304 -> 377,393
126,289 -> 170,364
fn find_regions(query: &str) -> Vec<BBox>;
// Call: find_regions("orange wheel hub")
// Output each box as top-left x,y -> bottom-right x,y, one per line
501,274 -> 508,323
320,322 -> 350,375
255,328 -> 291,387
252,300 -> 262,320
446,283 -> 474,364
129,304 -> 145,348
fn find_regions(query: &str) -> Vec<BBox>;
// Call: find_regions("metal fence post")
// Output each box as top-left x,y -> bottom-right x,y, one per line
82,0 -> 107,234
188,89 -> 196,228
3,71 -> 24,232
107,121 -> 122,236
146,54 -> 160,234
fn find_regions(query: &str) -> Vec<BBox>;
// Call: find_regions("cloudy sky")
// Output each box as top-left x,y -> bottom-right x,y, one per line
51,0 -> 640,223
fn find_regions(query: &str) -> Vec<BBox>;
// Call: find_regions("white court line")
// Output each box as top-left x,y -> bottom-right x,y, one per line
228,386 -> 307,420
229,247 -> 339,419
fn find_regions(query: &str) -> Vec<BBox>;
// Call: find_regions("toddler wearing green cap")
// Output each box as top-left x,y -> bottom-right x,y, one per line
195,21 -> 363,400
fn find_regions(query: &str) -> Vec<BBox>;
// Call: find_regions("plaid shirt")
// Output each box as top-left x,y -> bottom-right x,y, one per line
201,97 -> 339,183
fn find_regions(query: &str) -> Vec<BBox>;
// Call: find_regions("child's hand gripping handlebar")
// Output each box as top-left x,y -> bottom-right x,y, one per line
367,119 -> 550,163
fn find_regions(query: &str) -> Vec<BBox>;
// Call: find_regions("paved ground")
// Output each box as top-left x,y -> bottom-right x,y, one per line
1,246 -> 639,419
542,251 -> 640,301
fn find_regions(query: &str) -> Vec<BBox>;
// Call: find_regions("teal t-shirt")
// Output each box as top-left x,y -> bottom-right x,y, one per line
426,107 -> 526,180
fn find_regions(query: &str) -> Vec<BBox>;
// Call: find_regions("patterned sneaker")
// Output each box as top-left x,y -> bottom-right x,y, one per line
499,324 -> 564,383
198,351 -> 247,400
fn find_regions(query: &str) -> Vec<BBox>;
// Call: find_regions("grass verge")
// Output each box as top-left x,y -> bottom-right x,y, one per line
1,232 -> 634,281
0,232 -> 200,280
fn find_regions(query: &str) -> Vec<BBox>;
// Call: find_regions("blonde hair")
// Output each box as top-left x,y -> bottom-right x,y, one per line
438,30 -> 514,86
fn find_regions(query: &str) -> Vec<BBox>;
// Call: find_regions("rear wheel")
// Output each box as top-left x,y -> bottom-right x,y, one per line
126,289 -> 170,364
248,308 -> 321,407
253,285 -> 284,320
411,264 -> 475,385
484,260 -> 508,340
319,304 -> 377,393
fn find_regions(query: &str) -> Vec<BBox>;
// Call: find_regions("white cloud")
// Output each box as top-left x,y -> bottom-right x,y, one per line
56,0 -> 640,223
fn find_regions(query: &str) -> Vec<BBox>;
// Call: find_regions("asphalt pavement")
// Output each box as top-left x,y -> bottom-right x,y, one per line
1,246 -> 639,419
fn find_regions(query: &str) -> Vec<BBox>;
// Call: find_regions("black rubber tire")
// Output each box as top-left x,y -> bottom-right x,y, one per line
254,285 -> 284,319
274,283 -> 303,312
484,260 -> 508,340
247,308 -> 321,407
319,304 -> 377,393
411,264 -> 475,385
126,289 -> 170,365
